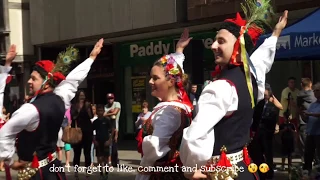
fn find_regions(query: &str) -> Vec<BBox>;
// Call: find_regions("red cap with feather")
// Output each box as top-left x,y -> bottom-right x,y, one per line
34,60 -> 66,86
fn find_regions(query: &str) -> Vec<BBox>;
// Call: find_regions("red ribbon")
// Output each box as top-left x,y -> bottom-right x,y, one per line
176,82 -> 193,116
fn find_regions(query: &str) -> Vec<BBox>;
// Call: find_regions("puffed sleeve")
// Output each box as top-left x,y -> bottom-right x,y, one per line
0,103 -> 39,166
140,106 -> 181,167
54,58 -> 94,110
179,80 -> 238,169
250,36 -> 278,101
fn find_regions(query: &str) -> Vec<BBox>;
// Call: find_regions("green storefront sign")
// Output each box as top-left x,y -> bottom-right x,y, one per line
119,30 -> 217,66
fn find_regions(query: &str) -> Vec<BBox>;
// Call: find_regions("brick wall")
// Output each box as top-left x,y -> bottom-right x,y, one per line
187,0 -> 320,21
187,0 -> 242,20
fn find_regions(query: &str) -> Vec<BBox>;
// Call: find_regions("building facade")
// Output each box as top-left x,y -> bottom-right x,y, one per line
29,0 -> 320,139
0,0 -> 34,109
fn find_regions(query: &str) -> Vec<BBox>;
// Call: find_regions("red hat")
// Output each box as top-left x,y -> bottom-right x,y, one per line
213,0 -> 275,108
223,12 -> 263,47
34,60 -> 66,86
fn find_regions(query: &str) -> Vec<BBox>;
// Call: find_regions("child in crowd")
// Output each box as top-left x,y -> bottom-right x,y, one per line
280,118 -> 296,172
93,104 -> 114,180
90,104 -> 98,166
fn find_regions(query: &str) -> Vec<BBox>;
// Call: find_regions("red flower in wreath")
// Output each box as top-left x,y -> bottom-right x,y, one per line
166,64 -> 174,71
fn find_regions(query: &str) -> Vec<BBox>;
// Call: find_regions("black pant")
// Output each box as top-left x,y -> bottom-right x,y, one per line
111,138 -> 119,167
235,161 -> 259,180
249,128 -> 274,180
299,124 -> 307,160
73,132 -> 93,170
303,135 -> 320,171
31,159 -> 66,180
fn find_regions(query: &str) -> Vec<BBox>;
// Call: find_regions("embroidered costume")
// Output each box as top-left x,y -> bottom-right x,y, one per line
180,0 -> 278,179
0,66 -> 13,180
0,47 -> 95,180
135,53 -> 193,180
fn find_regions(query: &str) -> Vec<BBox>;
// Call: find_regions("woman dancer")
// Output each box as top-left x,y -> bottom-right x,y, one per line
135,29 -> 193,180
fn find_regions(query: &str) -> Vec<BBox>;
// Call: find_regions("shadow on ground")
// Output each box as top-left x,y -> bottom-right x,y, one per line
121,159 -> 141,166
118,140 -> 137,151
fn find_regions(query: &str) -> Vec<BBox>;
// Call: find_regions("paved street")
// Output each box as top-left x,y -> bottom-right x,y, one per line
0,140 -> 291,179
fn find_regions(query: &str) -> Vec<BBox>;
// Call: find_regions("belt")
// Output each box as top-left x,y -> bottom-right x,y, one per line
17,152 -> 57,180
210,150 -> 243,165
38,152 -> 57,168
205,150 -> 243,180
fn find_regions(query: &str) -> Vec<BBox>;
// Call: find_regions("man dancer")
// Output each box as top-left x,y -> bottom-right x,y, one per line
0,45 -> 16,180
0,39 -> 104,180
180,1 -> 288,180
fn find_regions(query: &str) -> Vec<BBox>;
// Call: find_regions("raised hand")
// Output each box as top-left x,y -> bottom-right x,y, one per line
176,28 -> 192,53
89,38 -> 104,60
273,10 -> 288,37
5,44 -> 17,66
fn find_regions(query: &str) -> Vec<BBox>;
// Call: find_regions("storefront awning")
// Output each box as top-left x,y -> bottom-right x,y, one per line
258,8 -> 320,60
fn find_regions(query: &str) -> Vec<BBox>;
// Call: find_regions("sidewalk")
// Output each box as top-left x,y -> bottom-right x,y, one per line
0,140 -> 290,179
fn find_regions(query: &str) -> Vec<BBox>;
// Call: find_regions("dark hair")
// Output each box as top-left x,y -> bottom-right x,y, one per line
288,77 -> 296,81
153,60 -> 190,93
265,83 -> 273,96
33,66 -> 57,88
218,22 -> 255,55
141,101 -> 148,108
96,104 -> 104,110
72,90 -> 86,104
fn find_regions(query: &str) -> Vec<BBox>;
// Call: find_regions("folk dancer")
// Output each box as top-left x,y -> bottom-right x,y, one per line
0,45 -> 16,180
135,29 -> 193,180
180,1 -> 288,180
0,39 -> 104,180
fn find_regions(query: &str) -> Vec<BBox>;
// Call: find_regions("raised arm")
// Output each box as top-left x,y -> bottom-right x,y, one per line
0,45 -> 16,116
0,104 -> 39,167
179,80 -> 238,175
250,10 -> 288,102
54,39 -> 104,110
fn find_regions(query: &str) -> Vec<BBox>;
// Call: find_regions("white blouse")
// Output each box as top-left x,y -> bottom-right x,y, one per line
0,65 -> 12,119
0,58 -> 94,166
179,36 -> 278,168
135,101 -> 191,180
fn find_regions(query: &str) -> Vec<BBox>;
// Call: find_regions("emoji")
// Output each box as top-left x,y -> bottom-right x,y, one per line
259,163 -> 269,173
248,163 -> 258,173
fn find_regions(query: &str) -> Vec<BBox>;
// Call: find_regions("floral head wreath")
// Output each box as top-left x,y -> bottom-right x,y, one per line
158,54 -> 194,113
160,55 -> 183,85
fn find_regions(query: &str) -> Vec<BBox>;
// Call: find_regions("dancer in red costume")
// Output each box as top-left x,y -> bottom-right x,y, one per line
0,45 -> 16,180
0,39 -> 104,180
180,0 -> 288,179
135,29 -> 193,180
